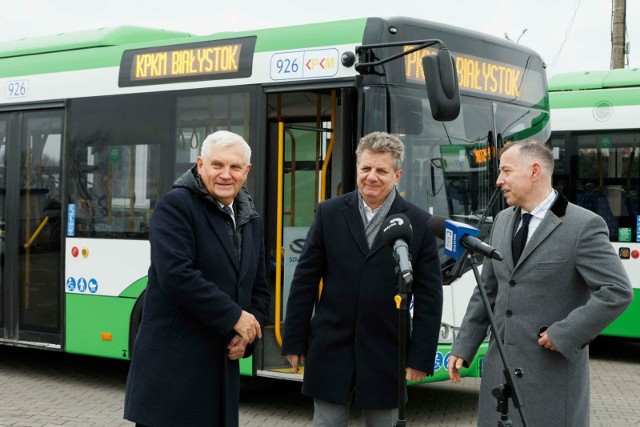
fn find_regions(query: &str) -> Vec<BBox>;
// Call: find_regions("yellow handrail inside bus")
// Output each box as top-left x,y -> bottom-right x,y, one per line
24,215 -> 50,310
275,121 -> 285,347
317,91 -> 338,297
23,216 -> 49,249
274,92 -> 338,348
285,128 -> 297,225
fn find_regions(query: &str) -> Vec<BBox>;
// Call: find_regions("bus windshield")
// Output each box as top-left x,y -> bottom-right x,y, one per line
358,18 -> 550,272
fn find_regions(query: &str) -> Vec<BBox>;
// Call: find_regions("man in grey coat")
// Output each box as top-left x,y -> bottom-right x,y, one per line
448,140 -> 633,426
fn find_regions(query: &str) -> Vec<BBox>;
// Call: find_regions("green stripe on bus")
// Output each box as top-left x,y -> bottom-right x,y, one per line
240,357 -> 253,376
550,87 -> 640,109
119,276 -> 148,298
0,19 -> 367,78
549,68 -> 640,109
600,288 -> 640,339
548,69 -> 640,91
505,111 -> 550,141
0,26 -> 192,58
66,293 -> 136,359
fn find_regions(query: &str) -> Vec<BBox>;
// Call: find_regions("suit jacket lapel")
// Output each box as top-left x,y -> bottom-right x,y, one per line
496,207 -> 519,269
343,192 -> 370,255
518,213 -> 561,264
203,203 -> 240,272
237,224 -> 252,281
512,192 -> 567,266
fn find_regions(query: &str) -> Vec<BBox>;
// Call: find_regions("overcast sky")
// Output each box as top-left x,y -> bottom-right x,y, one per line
0,0 -> 637,78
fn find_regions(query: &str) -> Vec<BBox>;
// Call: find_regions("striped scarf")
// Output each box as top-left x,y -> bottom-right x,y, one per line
358,189 -> 397,249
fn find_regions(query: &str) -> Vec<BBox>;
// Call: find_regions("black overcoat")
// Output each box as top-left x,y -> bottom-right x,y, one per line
282,190 -> 443,408
124,174 -> 270,427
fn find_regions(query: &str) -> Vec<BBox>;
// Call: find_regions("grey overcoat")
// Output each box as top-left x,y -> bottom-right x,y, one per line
452,193 -> 633,427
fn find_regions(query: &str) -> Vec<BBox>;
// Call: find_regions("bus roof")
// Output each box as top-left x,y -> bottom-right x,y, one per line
548,68 -> 640,91
0,16 -> 546,106
0,19 -> 368,78
0,26 -> 193,59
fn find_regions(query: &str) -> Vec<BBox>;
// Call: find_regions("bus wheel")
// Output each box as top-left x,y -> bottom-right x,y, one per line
128,293 -> 144,358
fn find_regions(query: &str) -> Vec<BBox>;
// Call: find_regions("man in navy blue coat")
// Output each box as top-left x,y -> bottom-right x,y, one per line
124,131 -> 270,426
283,132 -> 443,426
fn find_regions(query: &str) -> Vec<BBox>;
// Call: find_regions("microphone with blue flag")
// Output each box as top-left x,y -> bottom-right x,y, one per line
427,215 -> 503,261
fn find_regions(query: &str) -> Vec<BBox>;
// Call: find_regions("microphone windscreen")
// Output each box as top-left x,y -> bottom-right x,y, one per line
426,215 -> 447,240
381,214 -> 413,246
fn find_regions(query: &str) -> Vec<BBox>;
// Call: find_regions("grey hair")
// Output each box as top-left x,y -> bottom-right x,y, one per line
200,131 -> 251,164
355,132 -> 405,171
502,139 -> 554,175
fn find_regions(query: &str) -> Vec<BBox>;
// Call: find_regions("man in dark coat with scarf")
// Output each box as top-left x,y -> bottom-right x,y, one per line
282,132 -> 443,426
124,131 -> 270,426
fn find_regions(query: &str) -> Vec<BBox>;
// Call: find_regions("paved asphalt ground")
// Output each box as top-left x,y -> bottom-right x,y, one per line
0,336 -> 637,426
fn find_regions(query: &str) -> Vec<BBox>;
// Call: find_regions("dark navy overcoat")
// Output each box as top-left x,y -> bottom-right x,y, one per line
282,190 -> 443,408
124,173 -> 270,427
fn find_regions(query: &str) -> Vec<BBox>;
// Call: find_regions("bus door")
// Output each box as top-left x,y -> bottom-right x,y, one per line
259,88 -> 356,378
0,109 -> 63,347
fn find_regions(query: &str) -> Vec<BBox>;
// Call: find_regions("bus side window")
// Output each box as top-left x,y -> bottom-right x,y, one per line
576,184 -> 617,239
69,94 -> 167,238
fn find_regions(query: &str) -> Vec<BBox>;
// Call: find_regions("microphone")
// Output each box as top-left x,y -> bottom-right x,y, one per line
380,214 -> 414,284
427,215 -> 503,261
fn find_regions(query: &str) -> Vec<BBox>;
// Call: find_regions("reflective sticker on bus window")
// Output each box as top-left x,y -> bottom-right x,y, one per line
67,204 -> 76,236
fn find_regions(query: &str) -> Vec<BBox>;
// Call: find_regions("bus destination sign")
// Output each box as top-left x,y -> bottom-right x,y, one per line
404,47 -> 525,102
118,36 -> 256,87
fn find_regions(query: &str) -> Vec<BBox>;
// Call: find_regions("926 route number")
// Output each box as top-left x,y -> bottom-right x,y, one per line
6,80 -> 29,98
275,58 -> 299,74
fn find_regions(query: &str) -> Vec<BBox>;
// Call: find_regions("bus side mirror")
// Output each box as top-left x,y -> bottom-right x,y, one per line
423,48 -> 461,122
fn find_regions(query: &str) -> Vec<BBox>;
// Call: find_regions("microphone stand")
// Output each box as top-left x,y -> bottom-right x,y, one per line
463,251 -> 529,427
394,270 -> 412,427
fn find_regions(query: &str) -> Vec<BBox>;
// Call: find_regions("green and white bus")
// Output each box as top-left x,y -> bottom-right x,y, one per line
549,68 -> 640,339
0,17 -> 549,383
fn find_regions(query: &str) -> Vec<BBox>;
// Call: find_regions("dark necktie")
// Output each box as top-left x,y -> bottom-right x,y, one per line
222,205 -> 241,261
512,213 -> 532,264
222,205 -> 235,229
